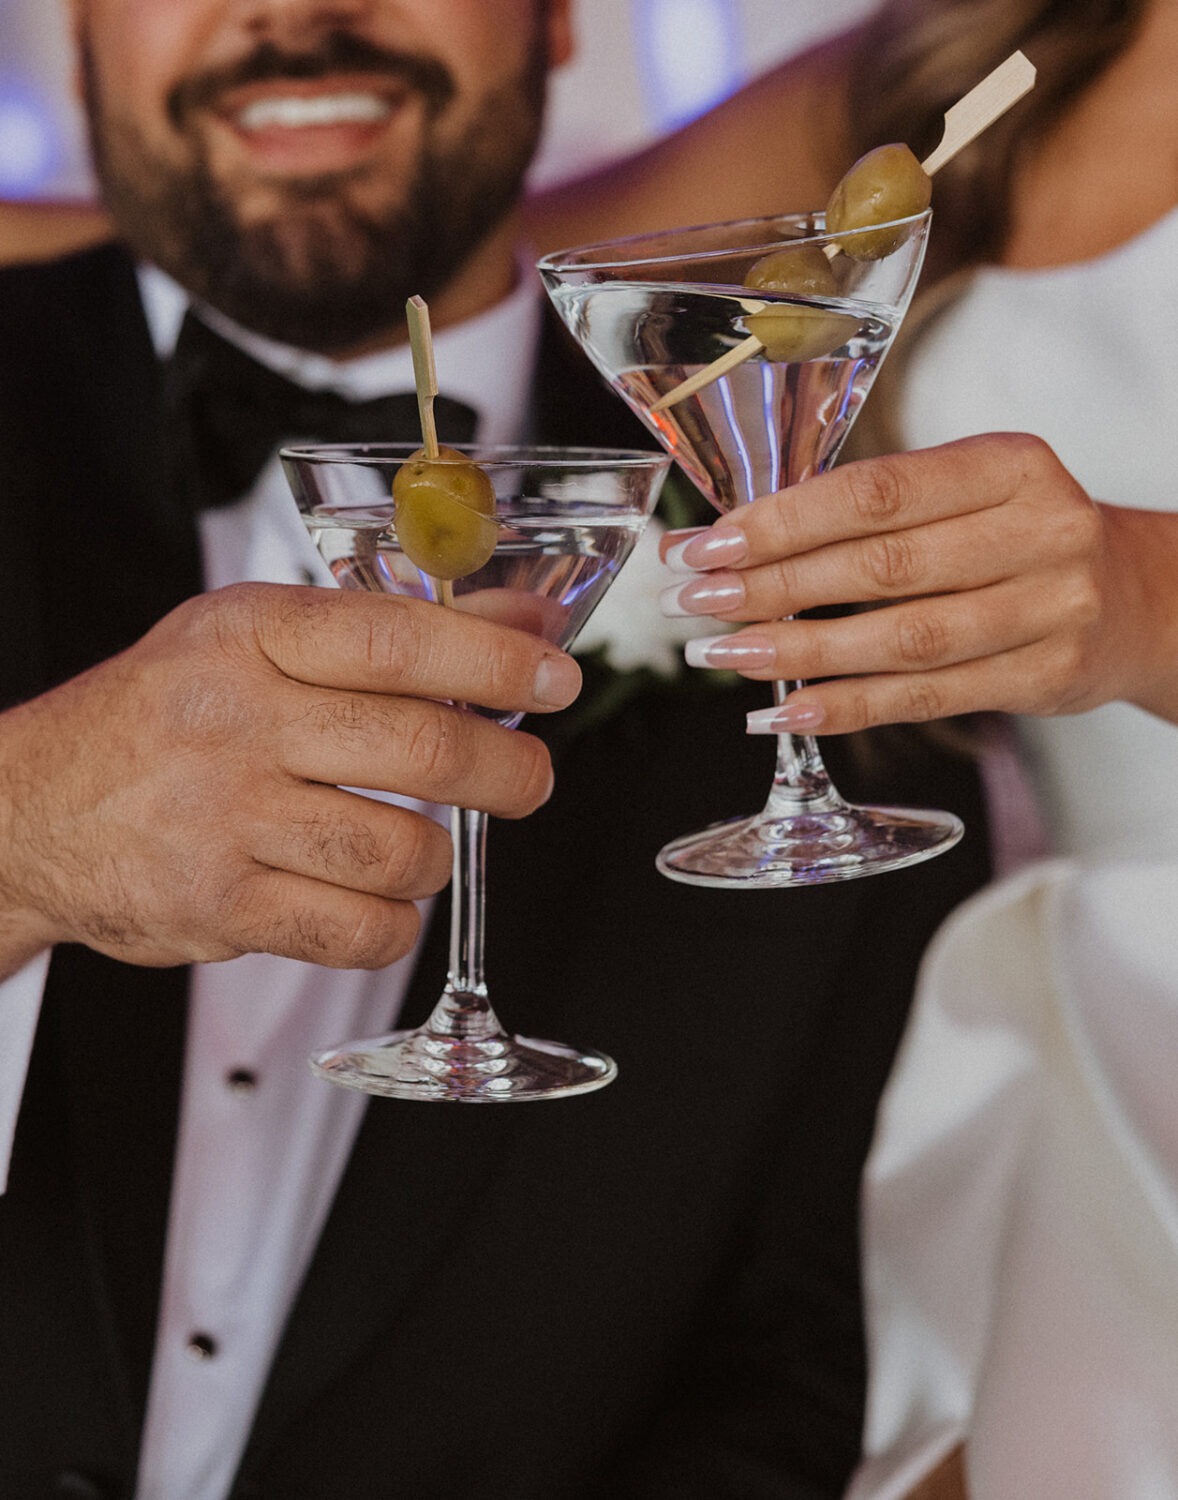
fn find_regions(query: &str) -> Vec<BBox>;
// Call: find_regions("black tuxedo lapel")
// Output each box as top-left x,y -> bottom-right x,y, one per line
0,244 -> 200,1477
0,244 -> 200,703
528,300 -> 658,453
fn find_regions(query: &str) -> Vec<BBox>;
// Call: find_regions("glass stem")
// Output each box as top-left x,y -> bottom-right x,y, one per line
423,806 -> 504,1041
763,678 -> 844,815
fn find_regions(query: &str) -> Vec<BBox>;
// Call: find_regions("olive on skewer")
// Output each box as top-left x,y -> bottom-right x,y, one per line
392,444 -> 498,582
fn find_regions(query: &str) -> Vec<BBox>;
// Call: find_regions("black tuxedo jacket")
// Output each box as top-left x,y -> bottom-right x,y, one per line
0,247 -> 991,1500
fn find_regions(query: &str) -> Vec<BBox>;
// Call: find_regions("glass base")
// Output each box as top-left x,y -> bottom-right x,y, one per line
656,802 -> 964,888
310,1027 -> 617,1102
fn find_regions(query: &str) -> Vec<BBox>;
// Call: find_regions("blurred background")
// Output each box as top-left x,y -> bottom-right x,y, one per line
0,0 -> 876,200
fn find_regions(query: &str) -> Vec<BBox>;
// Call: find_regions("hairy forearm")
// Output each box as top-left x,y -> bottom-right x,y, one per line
0,701 -> 69,979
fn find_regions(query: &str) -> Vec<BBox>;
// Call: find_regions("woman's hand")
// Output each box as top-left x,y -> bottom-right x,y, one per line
659,433 -> 1178,734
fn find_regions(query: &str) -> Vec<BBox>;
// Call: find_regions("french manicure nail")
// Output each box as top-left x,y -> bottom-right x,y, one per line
659,526 -> 706,563
663,525 -> 748,574
745,701 -> 825,734
684,633 -> 775,669
660,574 -> 745,617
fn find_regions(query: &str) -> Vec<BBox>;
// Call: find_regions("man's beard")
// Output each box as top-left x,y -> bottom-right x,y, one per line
80,29 -> 548,353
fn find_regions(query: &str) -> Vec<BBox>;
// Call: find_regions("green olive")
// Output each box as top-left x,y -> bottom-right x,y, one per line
825,143 -> 931,260
741,244 -> 852,361
744,244 -> 839,298
392,445 -> 498,581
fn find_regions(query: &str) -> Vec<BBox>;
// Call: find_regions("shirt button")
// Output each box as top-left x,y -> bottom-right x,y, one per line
186,1332 -> 218,1361
226,1067 -> 258,1093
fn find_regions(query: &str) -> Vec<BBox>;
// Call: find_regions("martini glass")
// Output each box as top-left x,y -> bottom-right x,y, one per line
281,443 -> 669,1099
538,209 -> 963,887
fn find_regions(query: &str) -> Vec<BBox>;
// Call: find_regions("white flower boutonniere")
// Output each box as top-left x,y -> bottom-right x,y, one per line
573,515 -> 717,678
551,495 -> 739,746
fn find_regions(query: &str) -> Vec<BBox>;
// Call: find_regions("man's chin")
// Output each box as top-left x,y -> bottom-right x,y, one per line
191,262 -> 402,353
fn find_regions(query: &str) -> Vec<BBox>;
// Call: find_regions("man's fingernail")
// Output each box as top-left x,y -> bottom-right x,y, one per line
533,653 -> 582,708
684,633 -> 775,669
660,574 -> 745,617
663,525 -> 748,574
746,701 -> 825,734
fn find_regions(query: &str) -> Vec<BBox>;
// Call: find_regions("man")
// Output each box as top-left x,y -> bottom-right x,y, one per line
0,2 -> 990,1496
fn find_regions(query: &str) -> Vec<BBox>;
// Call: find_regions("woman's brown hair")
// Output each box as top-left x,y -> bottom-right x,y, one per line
845,0 -> 1149,286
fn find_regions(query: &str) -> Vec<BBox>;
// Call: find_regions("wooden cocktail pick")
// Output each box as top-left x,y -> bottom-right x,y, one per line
650,50 -> 1037,413
400,295 -> 498,604
404,293 -> 454,605
406,293 -> 441,460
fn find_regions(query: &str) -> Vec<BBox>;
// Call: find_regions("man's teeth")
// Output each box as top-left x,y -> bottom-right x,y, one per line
237,93 -> 391,130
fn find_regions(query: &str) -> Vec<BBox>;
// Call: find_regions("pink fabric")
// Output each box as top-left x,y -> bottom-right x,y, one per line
976,717 -> 1051,876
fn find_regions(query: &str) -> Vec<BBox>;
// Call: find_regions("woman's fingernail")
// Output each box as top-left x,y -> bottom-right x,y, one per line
659,526 -> 706,563
533,653 -> 582,708
660,574 -> 745,617
663,525 -> 748,574
746,701 -> 826,734
684,633 -> 775,669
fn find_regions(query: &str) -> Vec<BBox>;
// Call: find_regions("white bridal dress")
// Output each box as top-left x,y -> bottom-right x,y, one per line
846,207 -> 1178,1500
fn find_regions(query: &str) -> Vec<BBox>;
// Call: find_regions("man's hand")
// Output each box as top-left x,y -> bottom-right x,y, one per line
0,584 -> 580,976
660,433 -> 1178,735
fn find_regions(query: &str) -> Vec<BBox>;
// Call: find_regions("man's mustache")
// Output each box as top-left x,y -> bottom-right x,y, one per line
167,31 -> 456,128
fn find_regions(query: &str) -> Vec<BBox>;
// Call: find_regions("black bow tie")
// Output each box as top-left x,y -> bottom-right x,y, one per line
164,311 -> 479,511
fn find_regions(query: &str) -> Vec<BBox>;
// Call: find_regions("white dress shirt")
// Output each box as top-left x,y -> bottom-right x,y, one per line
0,259 -> 541,1500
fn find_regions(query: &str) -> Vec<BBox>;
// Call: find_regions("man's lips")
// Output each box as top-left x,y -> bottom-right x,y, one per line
209,77 -> 412,175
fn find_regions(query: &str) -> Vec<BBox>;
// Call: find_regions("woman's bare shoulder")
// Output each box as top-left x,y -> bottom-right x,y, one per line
526,29 -> 860,254
0,201 -> 113,267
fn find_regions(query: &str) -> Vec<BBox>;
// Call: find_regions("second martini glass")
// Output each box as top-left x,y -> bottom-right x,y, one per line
282,443 -> 668,1099
539,210 -> 963,887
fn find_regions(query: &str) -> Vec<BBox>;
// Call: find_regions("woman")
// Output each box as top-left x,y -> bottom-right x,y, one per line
531,3 -> 1178,1498
530,0 -> 1178,772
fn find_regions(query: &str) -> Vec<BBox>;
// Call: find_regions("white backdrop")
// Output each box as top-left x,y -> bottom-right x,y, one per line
0,0 -> 877,199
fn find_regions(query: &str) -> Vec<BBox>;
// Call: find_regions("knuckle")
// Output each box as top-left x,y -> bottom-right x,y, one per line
763,558 -> 803,610
761,494 -> 801,558
1062,570 -> 1102,630
296,808 -> 382,877
1057,503 -> 1103,565
1005,430 -> 1054,469
896,677 -> 946,724
863,531 -> 921,594
895,610 -> 951,667
365,598 -> 429,676
844,456 -> 909,528
165,668 -> 255,745
284,903 -> 353,964
341,901 -> 421,968
379,813 -> 448,895
303,692 -> 371,749
397,706 -> 472,794
200,580 -> 270,650
1036,639 -> 1090,714
838,685 -> 876,733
